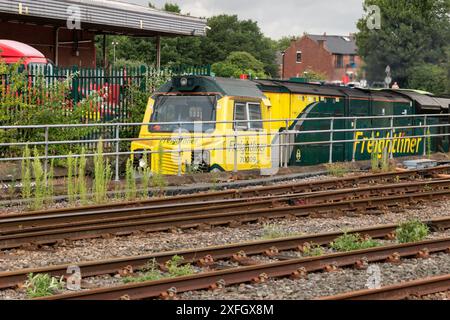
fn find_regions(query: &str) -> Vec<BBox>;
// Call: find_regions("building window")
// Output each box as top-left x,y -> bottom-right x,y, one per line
335,54 -> 344,68
349,55 -> 355,64
296,51 -> 302,63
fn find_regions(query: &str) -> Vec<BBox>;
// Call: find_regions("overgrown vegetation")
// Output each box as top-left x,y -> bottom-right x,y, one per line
396,220 -> 430,244
261,224 -> 297,240
67,153 -> 78,205
140,154 -> 152,199
122,259 -> 162,284
122,256 -> 195,284
31,148 -> 46,210
302,243 -> 325,257
77,149 -> 88,205
166,255 -> 195,278
21,146 -> 32,201
325,163 -> 350,177
0,61 -> 98,158
25,273 -> 64,298
20,146 -> 54,210
93,140 -> 112,204
371,144 -> 391,173
125,157 -> 137,201
330,233 -> 381,252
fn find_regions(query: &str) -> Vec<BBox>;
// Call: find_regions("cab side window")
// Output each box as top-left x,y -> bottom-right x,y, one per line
234,103 -> 248,130
248,103 -> 263,130
234,102 -> 263,131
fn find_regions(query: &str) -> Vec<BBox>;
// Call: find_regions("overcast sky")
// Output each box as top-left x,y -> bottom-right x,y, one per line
123,0 -> 365,39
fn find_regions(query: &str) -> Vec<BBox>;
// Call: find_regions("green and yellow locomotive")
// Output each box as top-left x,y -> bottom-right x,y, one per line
131,76 -> 450,174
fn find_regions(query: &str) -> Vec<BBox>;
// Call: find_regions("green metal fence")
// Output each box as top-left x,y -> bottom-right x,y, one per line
0,63 -> 211,156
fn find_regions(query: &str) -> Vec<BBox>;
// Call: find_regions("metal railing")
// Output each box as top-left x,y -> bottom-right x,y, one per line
0,113 -> 448,179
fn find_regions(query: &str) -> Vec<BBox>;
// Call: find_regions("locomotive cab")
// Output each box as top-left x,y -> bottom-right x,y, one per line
131,76 -> 274,175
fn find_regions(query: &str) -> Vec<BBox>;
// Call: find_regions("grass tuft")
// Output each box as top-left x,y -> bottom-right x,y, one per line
396,220 -> 429,244
25,273 -> 64,298
325,163 -> 350,177
330,233 -> 380,252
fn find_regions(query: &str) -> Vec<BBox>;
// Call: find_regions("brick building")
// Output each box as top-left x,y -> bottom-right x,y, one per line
0,0 -> 206,67
282,33 -> 363,83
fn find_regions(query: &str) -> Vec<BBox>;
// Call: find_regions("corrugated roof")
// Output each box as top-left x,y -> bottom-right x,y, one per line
308,34 -> 357,55
0,0 -> 207,37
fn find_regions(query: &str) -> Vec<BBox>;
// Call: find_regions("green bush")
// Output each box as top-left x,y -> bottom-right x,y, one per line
0,61 -> 98,158
330,233 -> 381,252
396,220 -> 429,244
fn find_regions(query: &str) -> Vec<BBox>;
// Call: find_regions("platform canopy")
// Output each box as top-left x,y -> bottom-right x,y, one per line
0,0 -> 207,37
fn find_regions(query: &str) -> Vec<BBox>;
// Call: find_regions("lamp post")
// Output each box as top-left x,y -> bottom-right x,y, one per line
112,41 -> 119,66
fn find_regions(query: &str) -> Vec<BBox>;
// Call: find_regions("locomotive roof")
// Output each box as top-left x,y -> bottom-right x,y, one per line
254,79 -> 410,101
157,76 -> 266,99
385,90 -> 448,111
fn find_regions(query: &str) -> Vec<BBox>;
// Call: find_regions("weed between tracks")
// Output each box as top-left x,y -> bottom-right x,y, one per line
25,273 -> 64,298
325,163 -> 350,177
302,243 -> 325,257
261,224 -> 300,240
396,220 -> 430,243
330,233 -> 381,252
122,256 -> 195,284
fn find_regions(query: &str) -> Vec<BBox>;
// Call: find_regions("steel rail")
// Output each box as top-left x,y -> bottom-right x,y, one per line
319,274 -> 450,300
1,217 -> 448,290
37,238 -> 450,300
2,179 -> 449,233
1,187 -> 450,250
4,165 -> 444,220
1,165 -> 445,214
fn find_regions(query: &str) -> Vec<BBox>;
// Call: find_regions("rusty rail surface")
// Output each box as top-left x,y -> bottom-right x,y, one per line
1,180 -> 450,250
319,274 -> 450,300
36,237 -> 450,300
1,217 -> 448,290
4,166 -> 448,220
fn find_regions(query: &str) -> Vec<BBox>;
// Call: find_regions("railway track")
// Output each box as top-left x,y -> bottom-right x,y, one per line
5,165 -> 449,219
33,236 -> 450,300
0,217 -> 448,294
319,274 -> 450,300
1,178 -> 450,250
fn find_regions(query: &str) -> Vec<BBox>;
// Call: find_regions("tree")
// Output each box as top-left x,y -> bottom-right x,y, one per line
212,51 -> 267,78
275,36 -> 297,52
163,3 -> 181,13
408,63 -> 449,95
199,15 -> 278,77
95,10 -> 279,77
303,68 -> 328,82
356,0 -> 450,88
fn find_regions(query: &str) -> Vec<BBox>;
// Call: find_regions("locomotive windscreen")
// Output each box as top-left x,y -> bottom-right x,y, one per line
150,95 -> 217,133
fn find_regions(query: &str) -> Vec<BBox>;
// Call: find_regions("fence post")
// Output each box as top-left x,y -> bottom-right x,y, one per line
284,119 -> 289,168
44,126 -> 49,178
329,118 -> 334,164
234,123 -> 238,173
115,124 -> 120,182
389,117 -> 394,160
352,118 -> 358,163
423,116 -> 428,157
178,123 -> 182,177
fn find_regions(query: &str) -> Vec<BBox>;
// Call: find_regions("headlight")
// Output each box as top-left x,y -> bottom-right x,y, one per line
139,158 -> 148,169
202,151 -> 210,165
